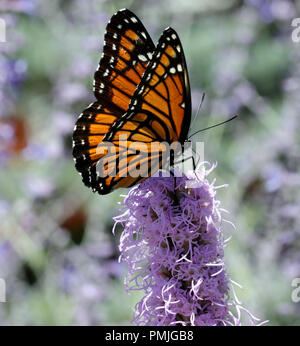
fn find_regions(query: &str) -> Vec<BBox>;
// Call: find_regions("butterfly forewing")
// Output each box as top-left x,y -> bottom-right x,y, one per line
93,9 -> 155,113
94,27 -> 192,194
132,27 -> 192,144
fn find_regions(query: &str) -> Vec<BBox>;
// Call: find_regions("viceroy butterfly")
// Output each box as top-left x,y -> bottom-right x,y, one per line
72,8 -> 192,194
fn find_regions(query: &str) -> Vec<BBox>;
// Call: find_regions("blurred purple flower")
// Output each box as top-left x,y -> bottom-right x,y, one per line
115,165 -> 264,326
0,0 -> 36,15
7,59 -> 27,89
0,57 -> 27,117
0,1 -> 32,119
245,0 -> 295,23
22,140 -> 63,161
24,176 -> 54,199
0,122 -> 14,165
54,82 -> 90,105
53,111 -> 75,135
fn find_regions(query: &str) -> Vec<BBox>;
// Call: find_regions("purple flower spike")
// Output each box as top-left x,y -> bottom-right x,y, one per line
114,164 -> 266,326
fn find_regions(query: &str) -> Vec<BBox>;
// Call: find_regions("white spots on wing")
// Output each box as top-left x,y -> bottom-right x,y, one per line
110,56 -> 115,64
113,33 -> 118,39
124,18 -> 129,23
112,43 -> 117,50
117,120 -> 125,128
166,37 -> 170,41
131,17 -> 138,23
170,67 -> 176,74
146,73 -> 151,81
117,24 -> 122,29
138,85 -> 145,94
181,102 -> 185,109
171,33 -> 177,40
138,54 -> 147,62
141,31 -> 147,39
106,132 -> 113,141
100,82 -> 105,88
132,60 -> 137,65
176,45 -> 181,52
147,52 -> 153,59
177,64 -> 183,72
103,69 -> 109,77
87,114 -> 92,119
161,43 -> 166,48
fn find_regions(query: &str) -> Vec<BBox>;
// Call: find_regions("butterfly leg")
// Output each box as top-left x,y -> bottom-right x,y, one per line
170,170 -> 179,205
173,155 -> 196,171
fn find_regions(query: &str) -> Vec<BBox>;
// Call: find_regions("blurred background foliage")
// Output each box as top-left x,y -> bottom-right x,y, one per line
0,0 -> 300,325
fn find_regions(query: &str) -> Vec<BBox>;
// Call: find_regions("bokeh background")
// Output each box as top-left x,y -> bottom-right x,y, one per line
0,0 -> 300,325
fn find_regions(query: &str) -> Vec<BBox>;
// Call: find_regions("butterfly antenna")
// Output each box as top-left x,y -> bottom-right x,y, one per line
190,92 -> 206,128
188,114 -> 238,139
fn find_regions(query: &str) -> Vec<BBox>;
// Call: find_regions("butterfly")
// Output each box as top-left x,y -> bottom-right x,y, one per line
72,8 -> 191,194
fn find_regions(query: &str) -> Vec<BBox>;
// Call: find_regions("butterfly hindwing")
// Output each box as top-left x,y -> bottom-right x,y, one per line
73,9 -> 155,190
72,101 -> 118,187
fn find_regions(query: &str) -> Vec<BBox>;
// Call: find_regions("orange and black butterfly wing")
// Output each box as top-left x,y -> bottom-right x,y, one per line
72,101 -> 119,188
72,9 -> 155,190
125,26 -> 192,144
94,27 -> 192,194
93,8 -> 155,113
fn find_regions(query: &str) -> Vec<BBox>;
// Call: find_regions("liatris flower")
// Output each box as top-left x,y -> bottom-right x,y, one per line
114,164 -> 264,326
